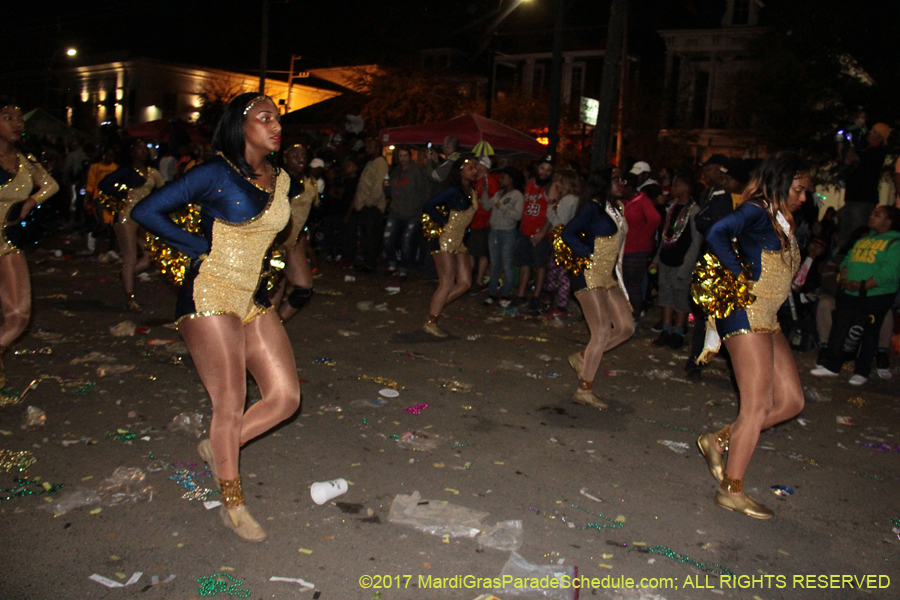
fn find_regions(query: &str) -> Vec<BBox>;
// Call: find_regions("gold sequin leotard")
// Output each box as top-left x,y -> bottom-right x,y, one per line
130,156 -> 291,326
280,177 -> 317,249
0,152 -> 59,256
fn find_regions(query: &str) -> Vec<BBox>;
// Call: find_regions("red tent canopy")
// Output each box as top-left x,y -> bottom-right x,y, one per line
380,114 -> 546,159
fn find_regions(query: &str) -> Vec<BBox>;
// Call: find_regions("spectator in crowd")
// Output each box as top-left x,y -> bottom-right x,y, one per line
325,157 -> 358,263
839,123 -> 890,248
657,166 -> 673,199
777,236 -> 828,337
349,137 -> 388,273
894,154 -> 900,208
812,205 -> 900,385
157,143 -> 177,183
467,156 -> 500,294
385,144 -> 429,278
84,146 -> 119,253
62,139 -> 88,221
621,171 -> 662,332
651,170 -> 702,349
309,158 -> 326,197
424,135 -> 460,193
515,156 -> 554,314
483,166 -> 524,307
544,168 -> 583,316
683,156 -> 738,379
630,161 -> 664,204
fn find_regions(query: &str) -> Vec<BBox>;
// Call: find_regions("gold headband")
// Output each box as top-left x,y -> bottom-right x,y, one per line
242,95 -> 268,117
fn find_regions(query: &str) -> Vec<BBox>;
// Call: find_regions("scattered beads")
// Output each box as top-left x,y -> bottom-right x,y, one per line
107,429 -> 136,443
404,403 -> 428,415
197,572 -> 250,597
358,374 -> 403,389
0,449 -> 36,475
529,504 -> 624,531
627,543 -> 733,577
1,477 -> 64,500
169,466 -> 216,501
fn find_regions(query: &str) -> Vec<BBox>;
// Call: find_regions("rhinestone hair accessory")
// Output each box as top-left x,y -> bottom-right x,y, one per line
242,95 -> 268,117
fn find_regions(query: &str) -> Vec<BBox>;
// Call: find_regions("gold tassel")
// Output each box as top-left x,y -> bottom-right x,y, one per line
691,253 -> 755,319
144,204 -> 203,285
421,206 -> 449,241
551,224 -> 591,276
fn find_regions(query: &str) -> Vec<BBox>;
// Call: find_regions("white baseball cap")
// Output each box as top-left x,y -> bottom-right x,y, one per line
629,161 -> 651,175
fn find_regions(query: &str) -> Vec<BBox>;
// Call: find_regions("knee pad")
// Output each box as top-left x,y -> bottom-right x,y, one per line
287,286 -> 313,309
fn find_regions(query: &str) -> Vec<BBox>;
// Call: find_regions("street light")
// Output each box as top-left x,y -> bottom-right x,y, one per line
66,48 -> 77,57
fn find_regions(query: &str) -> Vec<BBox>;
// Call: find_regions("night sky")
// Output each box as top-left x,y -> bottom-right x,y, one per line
3,0 -> 898,95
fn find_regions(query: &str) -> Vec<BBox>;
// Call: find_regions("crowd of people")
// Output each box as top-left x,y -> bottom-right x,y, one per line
2,93 -> 899,533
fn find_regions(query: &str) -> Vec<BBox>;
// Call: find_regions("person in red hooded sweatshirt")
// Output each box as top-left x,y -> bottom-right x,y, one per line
466,156 -> 501,294
621,172 -> 662,332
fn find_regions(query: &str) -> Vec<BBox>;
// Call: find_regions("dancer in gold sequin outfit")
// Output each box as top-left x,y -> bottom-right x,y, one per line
695,152 -> 810,519
97,139 -> 164,311
421,158 -> 478,337
132,94 -> 299,541
0,100 -> 59,388
273,143 -> 317,323
561,167 -> 634,409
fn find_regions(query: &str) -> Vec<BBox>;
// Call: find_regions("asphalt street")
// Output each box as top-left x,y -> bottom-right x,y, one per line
1,233 -> 898,600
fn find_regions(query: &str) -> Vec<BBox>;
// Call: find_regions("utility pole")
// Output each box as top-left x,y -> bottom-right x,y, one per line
546,0 -> 566,161
259,0 -> 269,94
286,54 -> 301,113
590,0 -> 627,170
485,48 -> 495,119
614,9 -> 628,166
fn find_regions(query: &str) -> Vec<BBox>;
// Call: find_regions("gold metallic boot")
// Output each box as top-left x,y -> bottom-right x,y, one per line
697,425 -> 730,483
567,351 -> 583,376
218,477 -> 267,542
197,439 -> 217,479
572,378 -> 608,410
714,474 -> 773,520
423,314 -> 448,338
125,293 -> 141,312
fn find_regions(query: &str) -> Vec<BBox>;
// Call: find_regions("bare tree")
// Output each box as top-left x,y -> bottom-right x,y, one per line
196,77 -> 248,133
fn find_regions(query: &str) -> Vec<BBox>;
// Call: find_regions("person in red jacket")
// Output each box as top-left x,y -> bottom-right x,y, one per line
515,157 -> 554,314
621,173 -> 662,331
466,156 -> 500,294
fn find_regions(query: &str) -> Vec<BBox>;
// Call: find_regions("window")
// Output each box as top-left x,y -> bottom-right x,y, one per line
732,0 -> 750,25
570,63 -> 585,102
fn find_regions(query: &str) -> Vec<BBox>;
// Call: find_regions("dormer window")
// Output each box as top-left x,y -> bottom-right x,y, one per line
732,0 -> 750,25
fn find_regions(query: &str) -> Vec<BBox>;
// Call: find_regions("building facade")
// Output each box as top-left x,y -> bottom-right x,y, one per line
658,0 -> 765,160
56,57 -> 352,132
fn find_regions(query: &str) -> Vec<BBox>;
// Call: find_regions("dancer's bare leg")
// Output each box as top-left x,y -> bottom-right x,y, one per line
240,310 -> 301,442
179,314 -> 247,480
278,236 -> 314,322
0,253 -> 31,347
114,220 -> 139,299
445,253 -> 473,304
